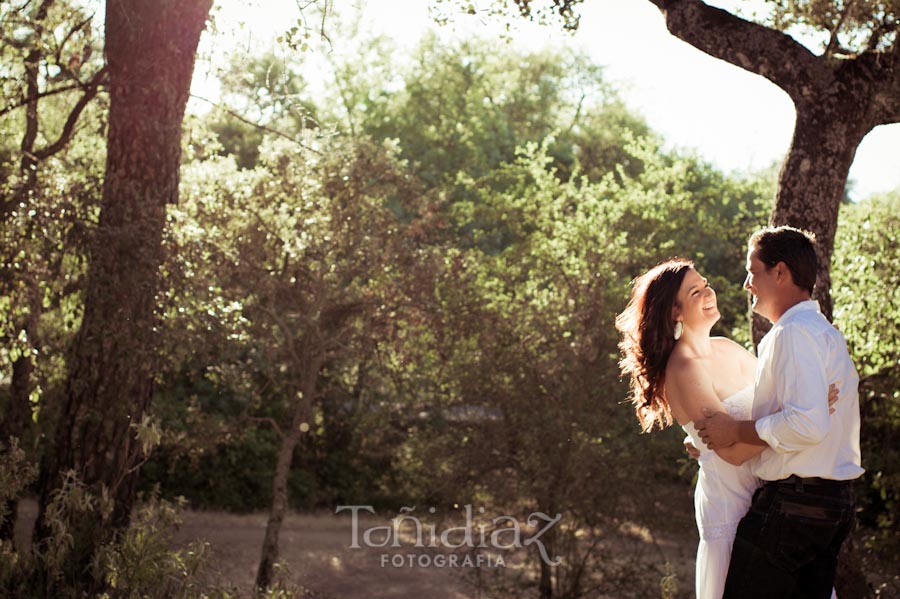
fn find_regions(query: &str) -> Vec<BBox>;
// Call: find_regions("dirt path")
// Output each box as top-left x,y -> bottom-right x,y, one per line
13,493 -> 900,598
170,507 -> 697,599
172,508 -> 473,599
14,498 -> 697,599
14,500 -> 486,598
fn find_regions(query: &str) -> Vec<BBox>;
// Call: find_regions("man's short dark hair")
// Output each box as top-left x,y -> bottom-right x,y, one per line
748,226 -> 818,294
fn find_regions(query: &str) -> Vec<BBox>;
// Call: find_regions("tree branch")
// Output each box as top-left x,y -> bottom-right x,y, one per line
237,415 -> 285,440
864,15 -> 898,53
824,0 -> 855,58
646,0 -> 826,102
21,49 -> 41,167
189,93 -> 323,155
33,66 -> 107,160
17,0 -> 57,159
0,82 -> 86,118
55,13 -> 93,60
564,91 -> 586,138
865,53 -> 900,124
324,52 -> 358,137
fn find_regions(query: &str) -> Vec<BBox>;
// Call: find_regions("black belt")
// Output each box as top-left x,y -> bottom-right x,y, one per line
768,475 -> 853,488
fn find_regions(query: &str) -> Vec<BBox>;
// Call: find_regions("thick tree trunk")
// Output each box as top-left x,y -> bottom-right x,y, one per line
255,360 -> 320,591
771,104 -> 869,320
751,101 -> 869,344
32,0 -> 211,588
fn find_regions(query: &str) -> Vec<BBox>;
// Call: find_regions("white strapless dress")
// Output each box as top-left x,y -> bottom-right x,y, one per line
683,384 -> 759,599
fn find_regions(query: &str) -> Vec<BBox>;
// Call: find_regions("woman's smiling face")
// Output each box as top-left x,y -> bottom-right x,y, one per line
674,268 -> 719,328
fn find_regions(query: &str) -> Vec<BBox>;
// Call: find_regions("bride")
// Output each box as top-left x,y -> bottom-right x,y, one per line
615,258 -> 836,599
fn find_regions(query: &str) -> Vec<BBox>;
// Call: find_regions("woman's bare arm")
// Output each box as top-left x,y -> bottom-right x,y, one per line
668,352 -> 764,466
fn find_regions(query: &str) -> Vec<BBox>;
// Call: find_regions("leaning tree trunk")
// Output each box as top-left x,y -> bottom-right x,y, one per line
32,0 -> 211,590
771,101 -> 869,314
255,357 -> 320,592
751,99 -> 870,345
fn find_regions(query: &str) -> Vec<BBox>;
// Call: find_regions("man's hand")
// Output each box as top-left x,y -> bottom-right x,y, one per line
828,382 -> 838,414
694,409 -> 739,449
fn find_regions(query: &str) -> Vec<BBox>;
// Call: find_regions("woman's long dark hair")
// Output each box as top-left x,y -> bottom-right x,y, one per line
615,258 -> 693,432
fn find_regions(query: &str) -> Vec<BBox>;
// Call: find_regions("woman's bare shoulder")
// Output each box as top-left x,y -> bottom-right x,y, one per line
710,336 -> 739,349
666,349 -> 711,387
710,336 -> 757,375
665,349 -> 722,424
711,336 -> 753,356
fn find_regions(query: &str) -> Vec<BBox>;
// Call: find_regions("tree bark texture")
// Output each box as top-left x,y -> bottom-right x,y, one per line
772,98 -> 873,321
32,0 -> 212,584
751,100 -> 869,344
255,357 -> 321,591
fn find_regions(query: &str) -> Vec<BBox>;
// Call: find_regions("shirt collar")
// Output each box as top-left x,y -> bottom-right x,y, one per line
777,299 -> 820,324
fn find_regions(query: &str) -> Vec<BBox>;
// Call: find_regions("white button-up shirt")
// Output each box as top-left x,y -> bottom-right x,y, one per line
751,300 -> 864,482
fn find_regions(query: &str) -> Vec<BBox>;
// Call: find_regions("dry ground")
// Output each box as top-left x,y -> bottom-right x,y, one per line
14,492 -> 699,599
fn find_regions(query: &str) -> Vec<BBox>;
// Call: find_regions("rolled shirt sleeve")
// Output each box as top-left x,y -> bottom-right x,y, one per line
754,325 -> 831,453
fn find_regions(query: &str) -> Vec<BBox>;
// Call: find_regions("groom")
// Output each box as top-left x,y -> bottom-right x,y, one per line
695,226 -> 863,598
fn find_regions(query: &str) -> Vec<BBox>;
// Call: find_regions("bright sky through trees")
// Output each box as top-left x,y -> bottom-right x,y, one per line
192,0 -> 900,200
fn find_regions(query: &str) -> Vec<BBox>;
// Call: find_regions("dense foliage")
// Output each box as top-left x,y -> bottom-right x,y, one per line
833,192 -> 900,571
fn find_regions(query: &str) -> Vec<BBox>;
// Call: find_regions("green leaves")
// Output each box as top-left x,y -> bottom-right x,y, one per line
760,0 -> 900,55
833,192 -> 900,376
832,190 -> 900,555
131,416 -> 163,459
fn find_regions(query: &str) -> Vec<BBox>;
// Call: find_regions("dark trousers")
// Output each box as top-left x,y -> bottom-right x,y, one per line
723,476 -> 855,599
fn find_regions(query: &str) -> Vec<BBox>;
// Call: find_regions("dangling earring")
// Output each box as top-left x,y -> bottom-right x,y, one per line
674,321 -> 684,341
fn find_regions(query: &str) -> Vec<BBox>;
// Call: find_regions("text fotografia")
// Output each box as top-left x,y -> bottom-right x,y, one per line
335,504 -> 562,567
380,553 -> 506,568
